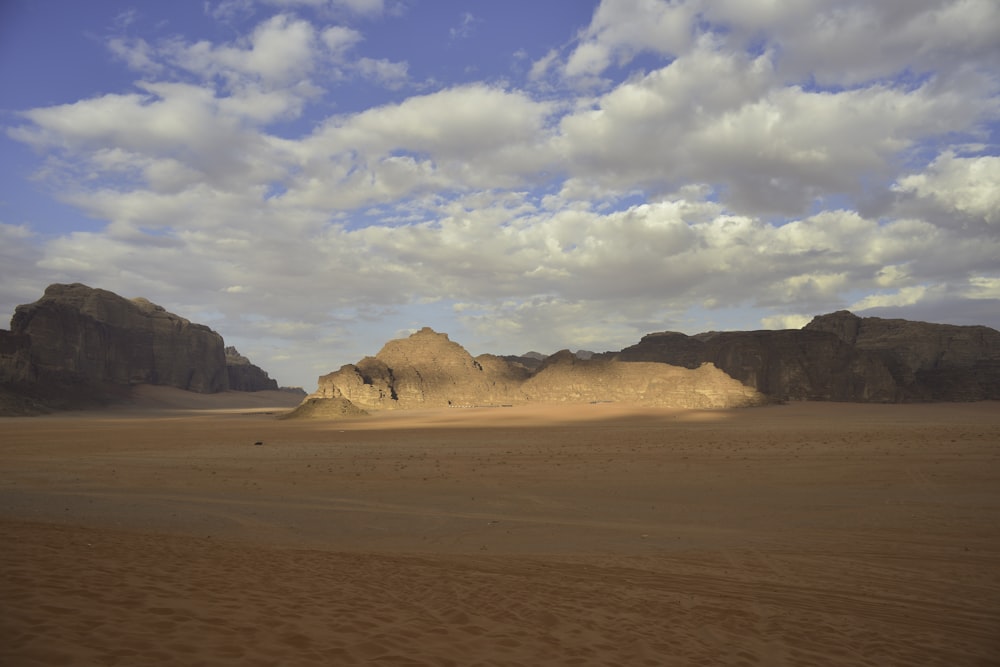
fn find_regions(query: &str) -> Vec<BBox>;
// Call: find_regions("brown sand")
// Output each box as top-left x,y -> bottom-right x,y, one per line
1,388 -> 999,665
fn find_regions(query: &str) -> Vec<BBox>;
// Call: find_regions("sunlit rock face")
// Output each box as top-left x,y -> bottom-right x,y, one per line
308,327 -> 766,411
616,311 -> 1000,402
310,327 -> 530,410
520,351 -> 765,408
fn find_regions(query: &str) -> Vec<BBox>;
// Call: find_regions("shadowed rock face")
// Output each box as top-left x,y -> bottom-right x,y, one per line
0,284 -> 285,413
225,346 -> 279,392
805,311 -> 1000,401
309,327 -> 766,411
5,284 -> 228,393
616,311 -> 1000,402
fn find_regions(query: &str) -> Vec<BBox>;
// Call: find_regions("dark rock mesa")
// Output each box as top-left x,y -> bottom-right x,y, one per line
226,346 -> 279,392
0,283 -> 283,413
614,310 -> 1000,402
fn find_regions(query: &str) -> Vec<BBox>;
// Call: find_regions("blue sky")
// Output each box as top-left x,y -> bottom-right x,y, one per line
1,0 -> 998,390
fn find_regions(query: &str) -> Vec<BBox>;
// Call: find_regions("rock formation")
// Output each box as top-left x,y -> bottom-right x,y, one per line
0,283 -> 285,414
306,327 -> 766,413
3,283 -> 227,392
804,311 -> 1000,401
226,346 -> 279,392
615,311 -> 1000,402
310,327 -> 530,410
521,351 -> 763,408
280,396 -> 369,420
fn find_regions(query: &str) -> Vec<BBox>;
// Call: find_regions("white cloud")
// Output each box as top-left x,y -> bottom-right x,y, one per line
5,1 -> 999,388
894,152 -> 1000,226
171,13 -> 318,87
555,41 -> 993,215
449,12 -> 481,41
564,0 -> 696,79
262,0 -> 384,15
760,314 -> 812,330
355,57 -> 408,89
851,285 -> 931,310
321,25 -> 363,57
559,0 -> 1000,87
966,277 -> 1000,299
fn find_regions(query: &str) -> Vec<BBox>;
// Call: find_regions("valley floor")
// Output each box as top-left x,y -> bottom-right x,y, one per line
1,397 -> 999,665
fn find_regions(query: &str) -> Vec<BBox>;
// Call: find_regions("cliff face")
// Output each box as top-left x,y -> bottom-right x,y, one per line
7,284 -> 228,393
311,327 -> 530,409
225,346 -> 279,392
522,351 -> 763,408
616,311 -> 1000,402
308,327 -> 765,411
804,311 -> 1000,401
0,284 -> 286,414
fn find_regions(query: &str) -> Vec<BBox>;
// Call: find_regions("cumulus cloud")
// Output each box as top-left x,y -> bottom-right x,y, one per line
556,0 -> 1000,87
893,152 -> 1000,227
5,0 -> 999,387
0,224 -> 47,326
563,0 -> 696,80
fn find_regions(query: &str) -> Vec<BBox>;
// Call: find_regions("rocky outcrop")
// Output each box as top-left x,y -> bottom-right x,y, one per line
280,396 -> 369,420
804,311 -> 1000,401
311,327 -> 530,410
307,327 -> 766,412
615,311 -> 1000,402
6,283 -> 228,393
0,283 -> 285,414
522,351 -> 763,408
225,346 -> 279,392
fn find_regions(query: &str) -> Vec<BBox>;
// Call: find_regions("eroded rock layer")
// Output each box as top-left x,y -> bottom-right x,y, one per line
5,284 -> 227,393
308,327 -> 766,411
226,346 -> 279,392
0,284 -> 285,413
616,311 -> 1000,402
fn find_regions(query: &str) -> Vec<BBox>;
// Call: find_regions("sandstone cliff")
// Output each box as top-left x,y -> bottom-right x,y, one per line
804,311 -> 1000,401
306,327 -> 766,413
310,327 -> 530,410
522,351 -> 763,408
0,284 -> 284,414
225,346 -> 279,392
615,311 -> 1000,402
5,284 -> 227,393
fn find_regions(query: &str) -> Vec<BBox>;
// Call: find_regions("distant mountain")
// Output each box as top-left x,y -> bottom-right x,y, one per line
295,311 -> 1000,418
292,327 -> 764,418
614,310 -> 1000,402
225,346 -> 279,392
0,283 -> 288,415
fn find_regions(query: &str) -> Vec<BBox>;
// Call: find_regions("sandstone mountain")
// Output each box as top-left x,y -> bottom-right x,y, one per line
520,350 -> 763,408
225,346 -> 279,392
0,284 -> 284,414
309,327 -> 531,410
804,311 -> 1000,401
298,327 -> 765,417
614,311 -> 1000,402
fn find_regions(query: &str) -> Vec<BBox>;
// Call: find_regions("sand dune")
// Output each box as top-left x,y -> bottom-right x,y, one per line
2,401 -> 999,665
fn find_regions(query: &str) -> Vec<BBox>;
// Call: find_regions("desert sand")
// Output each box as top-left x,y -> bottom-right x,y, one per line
1,387 -> 999,666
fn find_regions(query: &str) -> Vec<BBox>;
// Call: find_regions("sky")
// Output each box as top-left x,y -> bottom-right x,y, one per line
1,0 -> 998,390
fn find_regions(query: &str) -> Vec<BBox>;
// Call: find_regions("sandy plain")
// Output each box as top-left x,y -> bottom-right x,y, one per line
1,387 -> 999,666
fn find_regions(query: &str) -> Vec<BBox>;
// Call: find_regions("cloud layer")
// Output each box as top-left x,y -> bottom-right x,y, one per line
3,0 -> 999,388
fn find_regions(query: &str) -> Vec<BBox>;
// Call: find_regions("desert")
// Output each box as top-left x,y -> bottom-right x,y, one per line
2,390 -> 999,666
